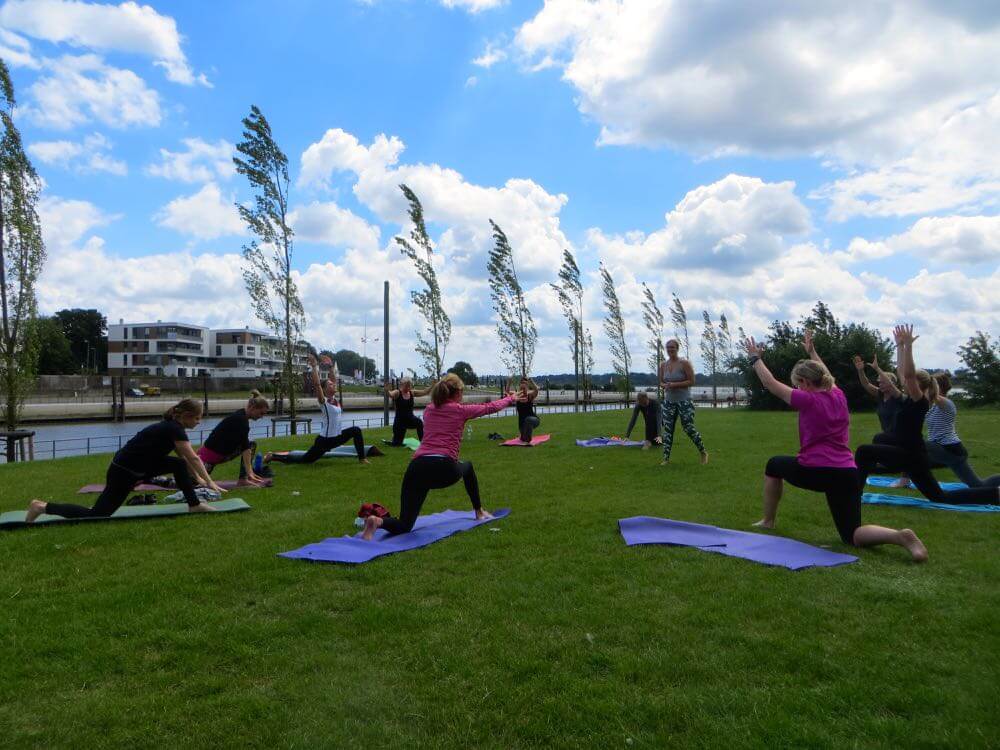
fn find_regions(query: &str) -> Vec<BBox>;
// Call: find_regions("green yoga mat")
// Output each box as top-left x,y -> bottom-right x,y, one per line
381,437 -> 420,450
0,498 -> 251,530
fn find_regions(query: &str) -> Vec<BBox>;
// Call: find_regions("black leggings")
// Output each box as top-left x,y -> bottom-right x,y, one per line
271,427 -> 365,463
45,458 -> 199,519
381,456 -> 481,535
765,456 -> 861,544
390,415 -> 424,445
856,443 -> 999,505
205,441 -> 256,478
519,415 -> 541,442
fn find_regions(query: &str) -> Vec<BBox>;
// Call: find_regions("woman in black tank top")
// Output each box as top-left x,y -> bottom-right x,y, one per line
515,377 -> 540,442
385,377 -> 431,446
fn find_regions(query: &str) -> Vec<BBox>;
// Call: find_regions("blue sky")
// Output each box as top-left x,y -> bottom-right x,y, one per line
2,0 -> 998,374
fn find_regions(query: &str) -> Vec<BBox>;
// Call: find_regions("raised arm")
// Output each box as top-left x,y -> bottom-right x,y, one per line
744,337 -> 794,405
869,354 -> 902,399
412,383 -> 434,397
526,379 -> 539,399
853,355 -> 879,398
894,324 -> 923,401
803,329 -> 826,369
308,355 -> 324,406
384,380 -> 400,400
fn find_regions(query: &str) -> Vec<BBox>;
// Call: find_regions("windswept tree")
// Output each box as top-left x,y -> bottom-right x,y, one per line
717,313 -> 737,399
487,220 -> 536,377
641,283 -> 665,399
551,248 -> 586,411
0,59 -> 45,430
600,264 -> 632,403
701,311 -> 720,406
670,293 -> 690,356
234,105 -> 305,432
395,184 -> 451,378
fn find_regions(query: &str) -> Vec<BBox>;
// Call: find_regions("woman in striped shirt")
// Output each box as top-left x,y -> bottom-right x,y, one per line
925,373 -> 1000,488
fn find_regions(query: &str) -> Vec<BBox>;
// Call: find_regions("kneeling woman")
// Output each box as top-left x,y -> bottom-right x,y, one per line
196,390 -> 270,485
515,377 -> 540,442
362,374 -> 515,540
745,332 -> 927,561
384,377 -> 431,445
267,355 -> 368,465
26,399 -> 223,522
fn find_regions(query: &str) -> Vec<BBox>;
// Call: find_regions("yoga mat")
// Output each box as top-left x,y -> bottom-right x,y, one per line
381,437 -> 420,450
501,434 -> 551,447
0,498 -> 251,530
867,475 -> 968,492
863,492 -> 1000,513
279,508 -> 511,564
273,444 -> 384,460
576,437 -> 645,448
77,478 -> 269,494
618,516 -> 858,570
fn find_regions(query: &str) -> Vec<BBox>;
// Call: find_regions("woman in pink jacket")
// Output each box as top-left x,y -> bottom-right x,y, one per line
363,374 -> 516,540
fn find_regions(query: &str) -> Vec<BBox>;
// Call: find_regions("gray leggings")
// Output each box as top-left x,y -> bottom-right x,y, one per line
661,399 -> 705,460
926,441 -> 1000,488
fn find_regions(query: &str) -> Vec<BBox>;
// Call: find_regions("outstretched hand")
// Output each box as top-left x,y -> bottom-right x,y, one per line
868,354 -> 881,372
803,328 -> 815,353
743,337 -> 764,358
893,324 -> 919,347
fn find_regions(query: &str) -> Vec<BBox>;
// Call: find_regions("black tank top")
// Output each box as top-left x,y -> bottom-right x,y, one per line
394,391 -> 415,421
892,397 -> 929,452
516,398 -> 536,425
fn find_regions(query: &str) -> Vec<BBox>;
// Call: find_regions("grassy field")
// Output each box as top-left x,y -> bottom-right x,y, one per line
1,407 -> 998,749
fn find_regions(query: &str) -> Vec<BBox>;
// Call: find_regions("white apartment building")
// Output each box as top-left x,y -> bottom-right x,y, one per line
107,321 -> 311,378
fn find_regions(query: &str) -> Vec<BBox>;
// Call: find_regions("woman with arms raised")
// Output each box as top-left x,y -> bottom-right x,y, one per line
746,331 -> 927,561
26,399 -> 223,522
384,377 -> 431,446
362,374 -> 516,540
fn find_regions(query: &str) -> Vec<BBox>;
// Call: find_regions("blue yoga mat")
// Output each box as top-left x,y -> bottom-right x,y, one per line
867,475 -> 968,491
576,437 -> 645,448
618,516 -> 857,570
863,492 -> 1000,513
279,444 -> 381,459
279,508 -> 511,564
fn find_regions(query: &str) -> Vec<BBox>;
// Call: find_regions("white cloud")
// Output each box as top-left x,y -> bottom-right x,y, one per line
464,75 -> 478,88
289,201 -> 381,253
146,138 -> 235,183
29,132 -> 127,175
38,194 -> 117,248
24,53 -> 161,129
814,92 -> 1000,220
473,40 -> 507,68
440,0 -> 505,12
836,215 -> 1000,265
298,128 -> 404,191
154,182 -> 244,240
589,175 -> 811,274
514,1 -> 1000,158
0,0 -> 209,86
0,28 -> 39,68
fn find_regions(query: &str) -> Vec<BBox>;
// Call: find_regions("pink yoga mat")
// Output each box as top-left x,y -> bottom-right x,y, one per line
77,478 -> 270,494
501,434 -> 551,447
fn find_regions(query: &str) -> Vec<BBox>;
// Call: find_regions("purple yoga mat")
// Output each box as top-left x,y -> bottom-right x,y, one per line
279,508 -> 511,564
619,516 -> 858,570
576,437 -> 645,448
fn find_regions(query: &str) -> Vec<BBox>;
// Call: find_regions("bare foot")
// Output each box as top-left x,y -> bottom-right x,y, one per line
700,451 -> 709,465
188,502 -> 218,513
25,499 -> 47,523
361,515 -> 382,541
475,509 -> 494,521
889,477 -> 911,488
898,529 -> 928,562
641,442 -> 650,451
659,459 -> 670,466
359,458 -> 370,465
752,519 -> 775,529
263,452 -> 274,465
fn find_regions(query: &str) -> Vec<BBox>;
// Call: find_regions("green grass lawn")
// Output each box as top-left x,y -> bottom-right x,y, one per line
1,408 -> 998,749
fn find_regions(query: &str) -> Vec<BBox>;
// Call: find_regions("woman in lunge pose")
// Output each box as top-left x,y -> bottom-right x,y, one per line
362,374 -> 516,540
924,373 -> 1000,488
855,326 -> 1000,505
266,355 -> 369,465
624,391 -> 662,449
384,377 -> 431,445
658,339 -> 708,465
853,353 -> 911,487
745,331 -> 927,561
26,400 -> 223,523
197,390 -> 270,485
514,377 -> 540,443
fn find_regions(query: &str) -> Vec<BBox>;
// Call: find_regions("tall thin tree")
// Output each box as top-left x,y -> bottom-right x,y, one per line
600,264 -> 632,404
670,293 -> 690,356
701,311 -> 720,407
487,220 -> 536,377
234,105 -> 305,432
551,249 -> 585,411
717,313 -> 737,400
641,283 -> 665,400
0,59 -> 45,431
395,184 -> 451,377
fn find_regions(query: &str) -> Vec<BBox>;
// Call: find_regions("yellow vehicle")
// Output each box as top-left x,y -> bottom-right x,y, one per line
139,384 -> 161,397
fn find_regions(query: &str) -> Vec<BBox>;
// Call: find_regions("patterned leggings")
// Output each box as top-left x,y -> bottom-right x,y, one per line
661,399 -> 705,460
